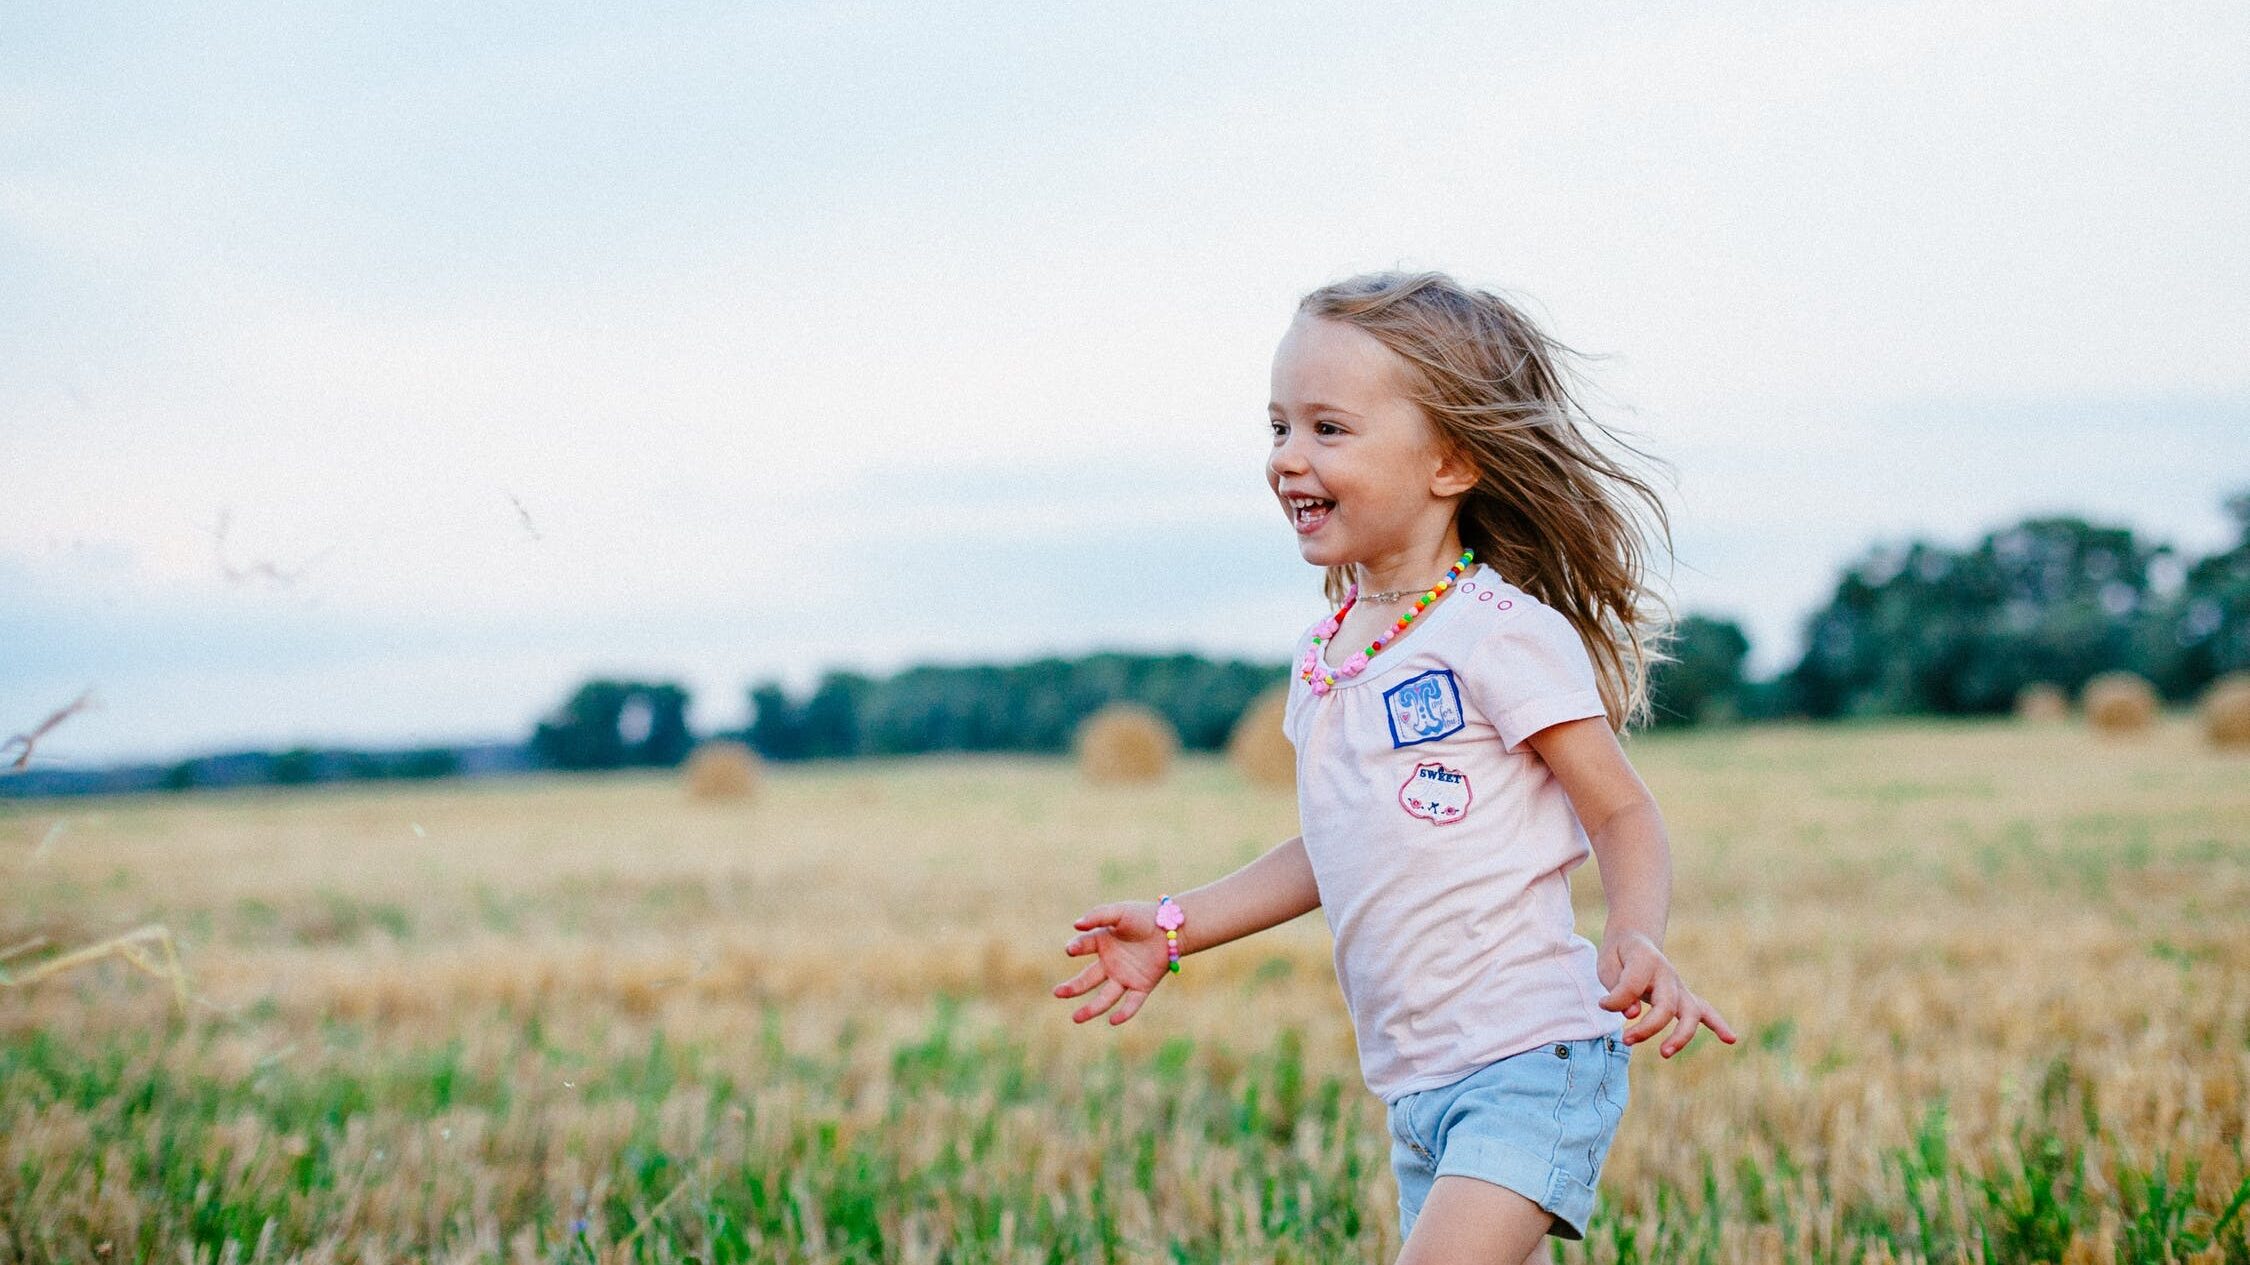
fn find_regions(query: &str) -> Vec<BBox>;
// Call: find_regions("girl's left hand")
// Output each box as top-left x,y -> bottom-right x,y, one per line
1597,930 -> 1738,1058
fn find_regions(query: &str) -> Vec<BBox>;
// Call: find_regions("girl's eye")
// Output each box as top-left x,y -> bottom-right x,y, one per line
1314,421 -> 1341,436
1269,419 -> 1287,438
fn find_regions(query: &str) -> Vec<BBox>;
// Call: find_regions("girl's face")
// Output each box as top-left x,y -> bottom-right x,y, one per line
1266,313 -> 1476,571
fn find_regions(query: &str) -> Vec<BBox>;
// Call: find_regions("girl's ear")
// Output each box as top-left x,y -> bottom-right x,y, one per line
1431,439 -> 1480,499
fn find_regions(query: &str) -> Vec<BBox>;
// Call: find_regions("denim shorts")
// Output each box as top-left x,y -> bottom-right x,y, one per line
1387,1033 -> 1632,1242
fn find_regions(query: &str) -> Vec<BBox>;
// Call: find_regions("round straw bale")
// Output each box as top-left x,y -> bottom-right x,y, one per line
2081,671 -> 2158,735
1227,686 -> 1295,789
2200,672 -> 2250,750
2014,681 -> 2069,724
1075,703 -> 1177,785
682,739 -> 762,801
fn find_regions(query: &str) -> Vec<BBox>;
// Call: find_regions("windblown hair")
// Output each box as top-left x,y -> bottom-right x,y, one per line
1297,271 -> 1676,732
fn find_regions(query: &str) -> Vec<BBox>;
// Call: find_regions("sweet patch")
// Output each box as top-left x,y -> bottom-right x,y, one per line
1383,669 -> 1465,747
1399,760 -> 1473,825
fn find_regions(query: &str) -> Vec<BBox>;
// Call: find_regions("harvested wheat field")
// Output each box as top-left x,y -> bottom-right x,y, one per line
4,717 -> 2248,1263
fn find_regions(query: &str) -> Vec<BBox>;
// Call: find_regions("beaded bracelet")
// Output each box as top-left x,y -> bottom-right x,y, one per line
1155,895 -> 1185,974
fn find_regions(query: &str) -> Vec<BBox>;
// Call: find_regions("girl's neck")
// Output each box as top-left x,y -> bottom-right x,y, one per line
1351,534 -> 1468,601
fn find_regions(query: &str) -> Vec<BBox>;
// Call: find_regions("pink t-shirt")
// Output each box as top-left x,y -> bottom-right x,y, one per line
1282,564 -> 1625,1103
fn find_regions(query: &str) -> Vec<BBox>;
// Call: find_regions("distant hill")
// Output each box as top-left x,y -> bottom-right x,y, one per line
0,740 -> 537,800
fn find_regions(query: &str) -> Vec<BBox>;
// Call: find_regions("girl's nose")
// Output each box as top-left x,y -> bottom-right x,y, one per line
1268,432 -> 1309,476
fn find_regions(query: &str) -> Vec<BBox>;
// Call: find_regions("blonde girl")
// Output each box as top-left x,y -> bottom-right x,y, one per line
1054,271 -> 1737,1263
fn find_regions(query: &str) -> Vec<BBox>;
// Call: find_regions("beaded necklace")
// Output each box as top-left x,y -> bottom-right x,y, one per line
1299,548 -> 1474,696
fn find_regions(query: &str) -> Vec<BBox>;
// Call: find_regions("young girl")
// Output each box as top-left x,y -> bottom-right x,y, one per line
1053,271 -> 1736,1263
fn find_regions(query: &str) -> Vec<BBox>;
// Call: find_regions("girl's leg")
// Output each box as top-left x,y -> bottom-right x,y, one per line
1395,1174 -> 1555,1265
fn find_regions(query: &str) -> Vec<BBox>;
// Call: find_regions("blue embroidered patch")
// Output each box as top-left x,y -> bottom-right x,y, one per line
1383,669 -> 1465,747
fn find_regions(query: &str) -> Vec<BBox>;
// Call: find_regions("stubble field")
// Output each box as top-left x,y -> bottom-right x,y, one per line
2,717 -> 2247,1264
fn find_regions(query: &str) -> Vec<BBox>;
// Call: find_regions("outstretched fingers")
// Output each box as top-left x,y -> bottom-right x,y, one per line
1071,978 -> 1125,1024
1107,987 -> 1150,1026
1072,903 -> 1130,932
1641,989 -> 1739,1057
1623,975 -> 1679,1049
1697,994 -> 1740,1045
1599,957 -> 1656,1015
1660,995 -> 1702,1057
1052,959 -> 1107,1000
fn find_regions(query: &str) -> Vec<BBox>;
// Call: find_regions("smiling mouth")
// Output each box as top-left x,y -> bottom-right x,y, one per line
1284,494 -> 1335,533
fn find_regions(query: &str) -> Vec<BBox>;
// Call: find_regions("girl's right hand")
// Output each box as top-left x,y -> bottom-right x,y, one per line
1053,900 -> 1174,1026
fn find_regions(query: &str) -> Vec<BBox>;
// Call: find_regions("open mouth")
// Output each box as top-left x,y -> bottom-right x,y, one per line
1284,494 -> 1335,534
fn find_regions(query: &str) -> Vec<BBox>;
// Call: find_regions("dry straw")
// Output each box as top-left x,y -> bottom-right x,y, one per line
0,924 -> 192,1016
2014,682 -> 2069,724
682,740 -> 762,801
1226,686 -> 1295,789
1075,704 -> 1178,785
2081,671 -> 2158,735
2199,672 -> 2250,750
2,692 -> 201,1018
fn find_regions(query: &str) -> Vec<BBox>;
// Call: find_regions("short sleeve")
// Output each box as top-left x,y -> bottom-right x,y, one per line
1461,603 -> 1609,753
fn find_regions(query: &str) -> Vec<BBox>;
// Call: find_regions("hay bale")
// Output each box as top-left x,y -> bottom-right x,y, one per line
2081,671 -> 2158,736
682,740 -> 762,801
2014,682 -> 2069,724
1227,686 -> 1295,789
1075,704 -> 1177,785
2200,672 -> 2250,750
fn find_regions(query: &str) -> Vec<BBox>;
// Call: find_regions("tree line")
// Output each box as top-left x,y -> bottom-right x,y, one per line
3,496 -> 2240,795
532,493 -> 2248,766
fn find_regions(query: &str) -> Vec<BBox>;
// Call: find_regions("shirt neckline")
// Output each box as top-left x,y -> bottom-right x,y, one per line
1312,563 -> 1499,691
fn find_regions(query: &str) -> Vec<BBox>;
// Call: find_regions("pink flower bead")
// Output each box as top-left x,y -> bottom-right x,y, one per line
1340,651 -> 1369,676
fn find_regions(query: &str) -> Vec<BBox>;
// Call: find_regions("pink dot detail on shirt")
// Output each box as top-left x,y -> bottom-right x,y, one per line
1479,592 -> 1492,602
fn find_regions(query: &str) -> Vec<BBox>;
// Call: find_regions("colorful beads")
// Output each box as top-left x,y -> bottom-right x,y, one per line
1299,549 -> 1474,696
1156,895 -> 1185,974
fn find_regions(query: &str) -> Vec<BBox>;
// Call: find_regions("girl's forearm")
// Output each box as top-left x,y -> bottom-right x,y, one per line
1173,834 -> 1321,957
1590,798 -> 1673,948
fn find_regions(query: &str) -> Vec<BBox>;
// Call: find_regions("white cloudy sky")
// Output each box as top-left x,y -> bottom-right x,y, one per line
5,1 -> 2246,767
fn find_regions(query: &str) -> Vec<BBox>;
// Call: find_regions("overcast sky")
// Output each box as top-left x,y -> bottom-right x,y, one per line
6,1 -> 2247,767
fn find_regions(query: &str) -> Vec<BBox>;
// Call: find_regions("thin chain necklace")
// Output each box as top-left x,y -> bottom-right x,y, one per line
1300,548 -> 1473,696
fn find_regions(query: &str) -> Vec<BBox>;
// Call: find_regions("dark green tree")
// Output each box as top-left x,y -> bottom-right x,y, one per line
2145,491 -> 2250,697
744,681 -> 804,760
798,671 -> 872,759
1647,615 -> 1752,727
271,747 -> 321,785
530,679 -> 694,770
1787,516 -> 2165,718
394,747 -> 460,779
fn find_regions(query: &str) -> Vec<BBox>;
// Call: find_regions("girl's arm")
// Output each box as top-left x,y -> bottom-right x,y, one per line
1168,833 -> 1322,957
1525,715 -> 1739,1058
1054,834 -> 1321,1025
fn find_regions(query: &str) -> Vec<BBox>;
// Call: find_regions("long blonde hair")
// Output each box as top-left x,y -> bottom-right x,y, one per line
1297,270 -> 1676,732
